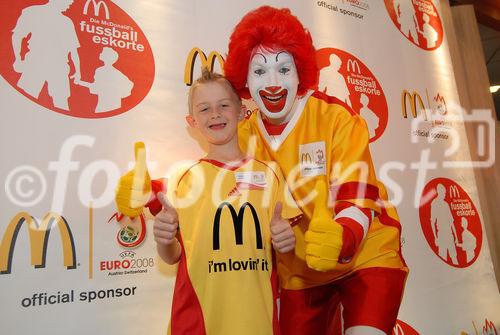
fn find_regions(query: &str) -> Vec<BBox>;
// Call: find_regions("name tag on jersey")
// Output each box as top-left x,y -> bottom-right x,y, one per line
299,141 -> 326,177
235,171 -> 267,189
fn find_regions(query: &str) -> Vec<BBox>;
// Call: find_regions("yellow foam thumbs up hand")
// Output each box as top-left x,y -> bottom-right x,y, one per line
304,178 -> 344,272
115,142 -> 152,217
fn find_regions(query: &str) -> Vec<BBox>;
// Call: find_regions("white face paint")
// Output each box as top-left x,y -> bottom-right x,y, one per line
247,47 -> 299,122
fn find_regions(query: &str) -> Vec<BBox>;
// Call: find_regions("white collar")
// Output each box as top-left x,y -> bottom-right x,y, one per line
256,90 -> 314,151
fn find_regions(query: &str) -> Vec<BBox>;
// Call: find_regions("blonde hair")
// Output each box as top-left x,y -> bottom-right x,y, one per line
188,67 -> 241,114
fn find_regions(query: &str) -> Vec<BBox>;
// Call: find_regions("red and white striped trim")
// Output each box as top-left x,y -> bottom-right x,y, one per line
334,206 -> 372,239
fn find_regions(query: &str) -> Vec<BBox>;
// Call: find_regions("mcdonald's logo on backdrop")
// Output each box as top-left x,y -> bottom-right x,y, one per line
212,202 -> 263,250
401,90 -> 428,120
392,320 -> 421,335
83,0 -> 110,19
460,318 -> 498,335
449,185 -> 460,198
301,153 -> 313,164
347,59 -> 361,74
184,48 -> 225,86
393,324 -> 404,335
482,319 -> 497,334
0,212 -> 76,274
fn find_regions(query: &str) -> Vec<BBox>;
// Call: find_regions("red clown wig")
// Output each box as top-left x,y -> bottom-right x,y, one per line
224,6 -> 318,99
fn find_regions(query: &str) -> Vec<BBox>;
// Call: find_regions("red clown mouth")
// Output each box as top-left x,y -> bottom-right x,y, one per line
259,89 -> 288,113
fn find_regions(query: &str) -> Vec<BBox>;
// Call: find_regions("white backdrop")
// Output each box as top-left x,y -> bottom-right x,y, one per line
0,1 -> 498,334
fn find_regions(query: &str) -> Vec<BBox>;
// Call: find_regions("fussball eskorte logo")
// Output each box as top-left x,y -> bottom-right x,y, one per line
0,0 -> 155,118
316,48 -> 388,142
419,178 -> 482,268
384,0 -> 443,51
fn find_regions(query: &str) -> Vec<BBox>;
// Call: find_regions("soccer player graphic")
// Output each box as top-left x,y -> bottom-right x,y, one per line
457,217 -> 477,263
430,184 -> 459,265
319,53 -> 352,108
421,13 -> 439,49
76,47 -> 134,113
359,93 -> 379,140
392,0 -> 419,44
11,0 -> 80,110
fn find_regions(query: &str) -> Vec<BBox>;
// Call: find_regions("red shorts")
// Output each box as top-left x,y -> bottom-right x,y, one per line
279,267 -> 407,335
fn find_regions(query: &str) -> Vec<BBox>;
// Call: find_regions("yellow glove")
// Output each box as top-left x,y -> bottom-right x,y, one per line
304,178 -> 343,272
115,142 -> 152,217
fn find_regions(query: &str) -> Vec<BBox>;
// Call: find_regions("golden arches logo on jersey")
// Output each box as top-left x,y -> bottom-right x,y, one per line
212,202 -> 263,250
401,90 -> 428,120
301,153 -> 312,164
0,212 -> 76,274
184,47 -> 225,86
299,141 -> 326,177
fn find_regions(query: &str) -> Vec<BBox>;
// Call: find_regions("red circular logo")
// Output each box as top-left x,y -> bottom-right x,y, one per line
0,0 -> 155,118
392,320 -> 420,335
419,178 -> 482,268
108,212 -> 147,248
316,48 -> 388,142
384,0 -> 443,50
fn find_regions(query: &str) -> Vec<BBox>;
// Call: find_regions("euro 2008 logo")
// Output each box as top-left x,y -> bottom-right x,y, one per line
0,0 -> 155,118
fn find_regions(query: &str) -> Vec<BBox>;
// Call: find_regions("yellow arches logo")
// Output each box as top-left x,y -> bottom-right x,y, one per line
301,153 -> 313,164
184,48 -> 225,86
0,212 -> 76,274
401,90 -> 428,120
212,202 -> 263,250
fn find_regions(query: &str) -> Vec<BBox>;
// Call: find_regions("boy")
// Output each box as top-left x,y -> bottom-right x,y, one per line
121,69 -> 301,335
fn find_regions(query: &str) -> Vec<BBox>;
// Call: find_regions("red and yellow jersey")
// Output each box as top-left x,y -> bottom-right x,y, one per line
238,91 -> 407,290
168,158 -> 301,335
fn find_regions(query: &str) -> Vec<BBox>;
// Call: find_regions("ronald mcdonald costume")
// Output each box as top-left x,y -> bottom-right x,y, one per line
224,6 -> 408,335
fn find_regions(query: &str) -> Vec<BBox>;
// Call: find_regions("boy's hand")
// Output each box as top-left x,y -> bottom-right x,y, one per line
304,179 -> 343,272
270,202 -> 295,253
153,193 -> 179,246
115,142 -> 152,217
